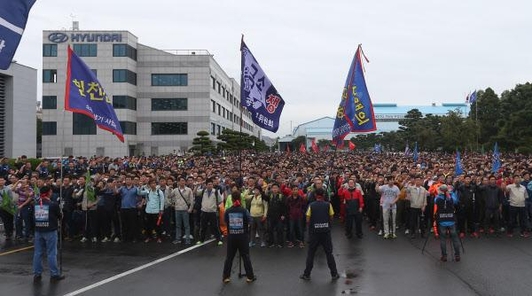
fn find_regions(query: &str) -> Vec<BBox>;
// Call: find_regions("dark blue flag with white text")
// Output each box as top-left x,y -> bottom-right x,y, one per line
65,46 -> 124,142
240,39 -> 285,132
0,0 -> 36,69
332,45 -> 376,148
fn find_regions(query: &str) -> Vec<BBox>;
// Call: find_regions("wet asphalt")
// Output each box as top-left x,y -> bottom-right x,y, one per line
1,221 -> 531,296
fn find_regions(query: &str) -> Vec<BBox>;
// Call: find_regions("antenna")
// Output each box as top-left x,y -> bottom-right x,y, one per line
70,13 -> 79,30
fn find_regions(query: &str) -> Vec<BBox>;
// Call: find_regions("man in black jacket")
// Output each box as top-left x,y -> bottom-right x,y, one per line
457,175 -> 478,238
32,186 -> 64,283
222,191 -> 256,284
266,184 -> 287,247
300,188 -> 339,281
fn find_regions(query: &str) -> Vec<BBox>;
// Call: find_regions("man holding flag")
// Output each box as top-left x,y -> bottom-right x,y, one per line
0,0 -> 36,69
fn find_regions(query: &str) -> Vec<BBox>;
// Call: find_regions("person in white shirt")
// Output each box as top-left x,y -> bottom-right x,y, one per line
505,175 -> 529,237
376,176 -> 400,239
406,176 -> 428,239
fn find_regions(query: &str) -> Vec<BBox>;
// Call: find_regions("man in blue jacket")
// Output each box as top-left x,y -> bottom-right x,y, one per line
434,185 -> 461,262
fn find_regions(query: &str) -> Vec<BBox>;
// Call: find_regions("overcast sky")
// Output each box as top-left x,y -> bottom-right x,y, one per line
14,0 -> 532,137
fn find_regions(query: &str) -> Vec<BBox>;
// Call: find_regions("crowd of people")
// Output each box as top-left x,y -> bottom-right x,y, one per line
0,150 -> 531,251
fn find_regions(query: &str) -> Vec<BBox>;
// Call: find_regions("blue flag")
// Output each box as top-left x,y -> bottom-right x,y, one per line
373,143 -> 382,153
413,142 -> 419,162
332,45 -> 376,148
469,90 -> 477,104
240,39 -> 285,132
0,0 -> 36,69
65,46 -> 124,142
492,142 -> 501,173
455,150 -> 464,176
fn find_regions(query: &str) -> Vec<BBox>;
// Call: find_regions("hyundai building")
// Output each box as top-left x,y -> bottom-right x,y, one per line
41,29 -> 258,158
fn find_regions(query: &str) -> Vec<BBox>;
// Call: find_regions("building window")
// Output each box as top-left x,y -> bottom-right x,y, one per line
211,123 -> 216,135
151,98 -> 188,111
217,82 -> 221,94
42,96 -> 57,109
113,44 -> 137,61
120,121 -> 137,135
73,44 -> 98,57
152,122 -> 187,135
73,113 -> 96,135
211,76 -> 216,90
42,122 -> 57,135
151,74 -> 188,86
43,69 -> 57,83
217,103 -> 221,115
212,100 -> 216,113
91,69 -> 98,77
43,44 -> 57,57
222,87 -> 226,98
113,95 -> 137,110
113,69 -> 137,85
217,125 -> 221,136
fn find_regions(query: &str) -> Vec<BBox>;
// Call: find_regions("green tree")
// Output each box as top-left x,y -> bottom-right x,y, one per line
291,136 -> 306,150
190,131 -> 215,155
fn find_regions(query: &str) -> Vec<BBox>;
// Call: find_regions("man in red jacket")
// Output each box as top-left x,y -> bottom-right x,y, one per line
339,179 -> 365,238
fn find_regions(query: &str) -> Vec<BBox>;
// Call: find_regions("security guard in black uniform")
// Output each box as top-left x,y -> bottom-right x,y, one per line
222,191 -> 256,283
300,188 -> 340,281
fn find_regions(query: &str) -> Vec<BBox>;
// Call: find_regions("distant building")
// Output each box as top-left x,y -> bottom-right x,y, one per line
0,62 -> 37,158
285,103 -> 468,147
41,29 -> 258,158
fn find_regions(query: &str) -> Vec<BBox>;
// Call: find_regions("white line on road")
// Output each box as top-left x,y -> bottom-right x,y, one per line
63,239 -> 215,296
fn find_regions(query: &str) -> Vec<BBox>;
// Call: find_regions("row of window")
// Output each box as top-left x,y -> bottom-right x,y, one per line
43,44 -> 137,61
43,69 -> 187,87
42,115 -> 188,136
211,76 -> 239,107
43,96 -> 188,111
210,99 -> 252,131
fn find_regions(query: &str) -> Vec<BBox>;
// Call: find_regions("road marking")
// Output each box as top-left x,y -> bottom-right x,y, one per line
63,239 -> 215,296
0,246 -> 34,256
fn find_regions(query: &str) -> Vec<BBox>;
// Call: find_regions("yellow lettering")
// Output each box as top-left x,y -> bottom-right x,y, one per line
355,112 -> 369,125
355,103 -> 364,111
73,79 -> 86,97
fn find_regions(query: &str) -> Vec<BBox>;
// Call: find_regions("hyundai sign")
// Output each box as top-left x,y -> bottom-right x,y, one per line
47,32 -> 122,43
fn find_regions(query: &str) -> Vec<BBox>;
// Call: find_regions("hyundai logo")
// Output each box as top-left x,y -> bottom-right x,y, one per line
48,32 -> 69,43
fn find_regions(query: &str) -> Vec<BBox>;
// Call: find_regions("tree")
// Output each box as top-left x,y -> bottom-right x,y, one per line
190,131 -> 215,155
291,136 -> 306,149
473,88 -> 501,145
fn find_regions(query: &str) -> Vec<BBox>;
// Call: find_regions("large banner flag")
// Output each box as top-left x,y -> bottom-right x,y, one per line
0,0 -> 36,69
332,45 -> 376,148
65,46 -> 124,142
240,38 -> 285,132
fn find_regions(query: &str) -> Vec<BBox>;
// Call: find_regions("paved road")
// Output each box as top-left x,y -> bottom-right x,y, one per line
1,223 -> 531,296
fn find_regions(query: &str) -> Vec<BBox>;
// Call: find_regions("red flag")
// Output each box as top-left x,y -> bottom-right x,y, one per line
349,141 -> 356,151
323,145 -> 329,152
299,143 -> 307,153
311,138 -> 319,153
286,144 -> 291,154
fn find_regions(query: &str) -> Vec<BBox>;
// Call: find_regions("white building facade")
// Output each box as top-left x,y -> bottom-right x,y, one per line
42,30 -> 258,158
0,62 -> 37,158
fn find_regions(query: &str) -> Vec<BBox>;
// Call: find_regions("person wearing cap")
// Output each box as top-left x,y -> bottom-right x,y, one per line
300,188 -> 339,281
32,186 -> 65,283
222,191 -> 256,284
433,184 -> 461,262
